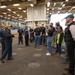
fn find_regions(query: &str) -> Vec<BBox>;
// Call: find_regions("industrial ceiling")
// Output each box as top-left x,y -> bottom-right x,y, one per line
0,0 -> 75,22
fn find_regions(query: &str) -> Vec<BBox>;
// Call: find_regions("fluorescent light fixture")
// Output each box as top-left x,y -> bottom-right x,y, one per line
3,13 -> 6,15
12,16 -> 14,18
7,9 -> 11,11
13,12 -> 16,14
13,4 -> 20,6
52,8 -> 54,10
30,4 -> 34,7
54,3 -> 56,6
28,0 -> 31,1
23,10 -> 26,13
0,15 -> 3,17
47,12 -> 49,13
17,14 -> 20,16
18,7 -> 22,10
60,2 -> 63,5
5,17 -> 7,18
47,2 -> 50,7
65,0 -> 69,1
47,8 -> 49,10
0,6 -> 6,8
62,4 -> 65,7
72,6 -> 75,9
58,11 -> 60,13
8,14 -> 11,16
58,8 -> 62,10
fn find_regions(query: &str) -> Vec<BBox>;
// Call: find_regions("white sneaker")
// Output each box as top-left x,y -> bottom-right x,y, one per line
46,53 -> 51,56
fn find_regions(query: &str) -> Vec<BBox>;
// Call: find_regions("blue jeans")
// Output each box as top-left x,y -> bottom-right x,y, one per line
47,37 -> 52,53
34,36 -> 40,47
1,43 -> 12,60
56,44 -> 61,54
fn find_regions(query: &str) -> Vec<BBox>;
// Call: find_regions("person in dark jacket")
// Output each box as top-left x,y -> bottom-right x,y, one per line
0,24 -> 5,54
55,26 -> 64,55
63,14 -> 75,75
0,25 -> 14,63
41,24 -> 46,45
17,27 -> 23,44
24,26 -> 29,46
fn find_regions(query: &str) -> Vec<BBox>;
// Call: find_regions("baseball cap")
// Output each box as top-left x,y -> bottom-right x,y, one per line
65,14 -> 74,19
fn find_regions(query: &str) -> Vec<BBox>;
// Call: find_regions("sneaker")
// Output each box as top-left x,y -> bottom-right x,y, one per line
46,53 -> 51,56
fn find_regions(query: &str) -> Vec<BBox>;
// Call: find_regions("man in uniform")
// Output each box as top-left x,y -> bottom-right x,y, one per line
0,24 -> 14,63
63,14 -> 75,75
0,24 -> 5,54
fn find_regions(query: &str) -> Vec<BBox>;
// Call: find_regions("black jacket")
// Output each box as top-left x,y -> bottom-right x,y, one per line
5,28 -> 14,43
64,21 -> 75,43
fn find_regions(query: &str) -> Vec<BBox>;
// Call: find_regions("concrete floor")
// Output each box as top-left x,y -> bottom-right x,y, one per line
0,38 -> 66,75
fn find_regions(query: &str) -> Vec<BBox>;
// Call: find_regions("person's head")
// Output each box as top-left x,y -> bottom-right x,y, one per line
48,25 -> 52,30
42,24 -> 44,27
35,25 -> 38,28
6,25 -> 11,29
50,23 -> 53,27
57,26 -> 63,33
1,24 -> 5,29
65,14 -> 74,26
55,22 -> 60,27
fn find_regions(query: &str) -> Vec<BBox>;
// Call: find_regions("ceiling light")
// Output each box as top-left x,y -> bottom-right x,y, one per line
8,14 -> 11,16
72,6 -> 75,9
52,8 -> 54,10
47,12 -> 49,14
60,2 -> 63,6
47,2 -> 50,7
13,4 -> 20,6
12,16 -> 14,18
58,11 -> 60,14
58,8 -> 62,10
54,3 -> 56,6
30,4 -> 34,7
23,10 -> 26,13
0,6 -> 6,8
18,7 -> 22,10
62,4 -> 65,7
7,9 -> 11,11
13,12 -> 16,14
17,14 -> 20,16
0,15 -> 3,17
47,8 -> 49,10
5,17 -> 7,18
27,0 -> 31,1
3,13 -> 6,15
65,0 -> 69,1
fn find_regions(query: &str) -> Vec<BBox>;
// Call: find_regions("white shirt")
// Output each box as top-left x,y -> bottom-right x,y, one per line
69,25 -> 75,41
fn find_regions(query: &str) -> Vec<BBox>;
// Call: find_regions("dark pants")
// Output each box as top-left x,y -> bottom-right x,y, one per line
18,36 -> 23,44
25,35 -> 29,46
1,40 -> 5,54
56,44 -> 61,54
1,43 -> 12,60
30,33 -> 34,43
42,34 -> 46,45
66,42 -> 75,75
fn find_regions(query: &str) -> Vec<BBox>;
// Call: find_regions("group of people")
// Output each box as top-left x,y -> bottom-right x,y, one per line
0,14 -> 75,75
